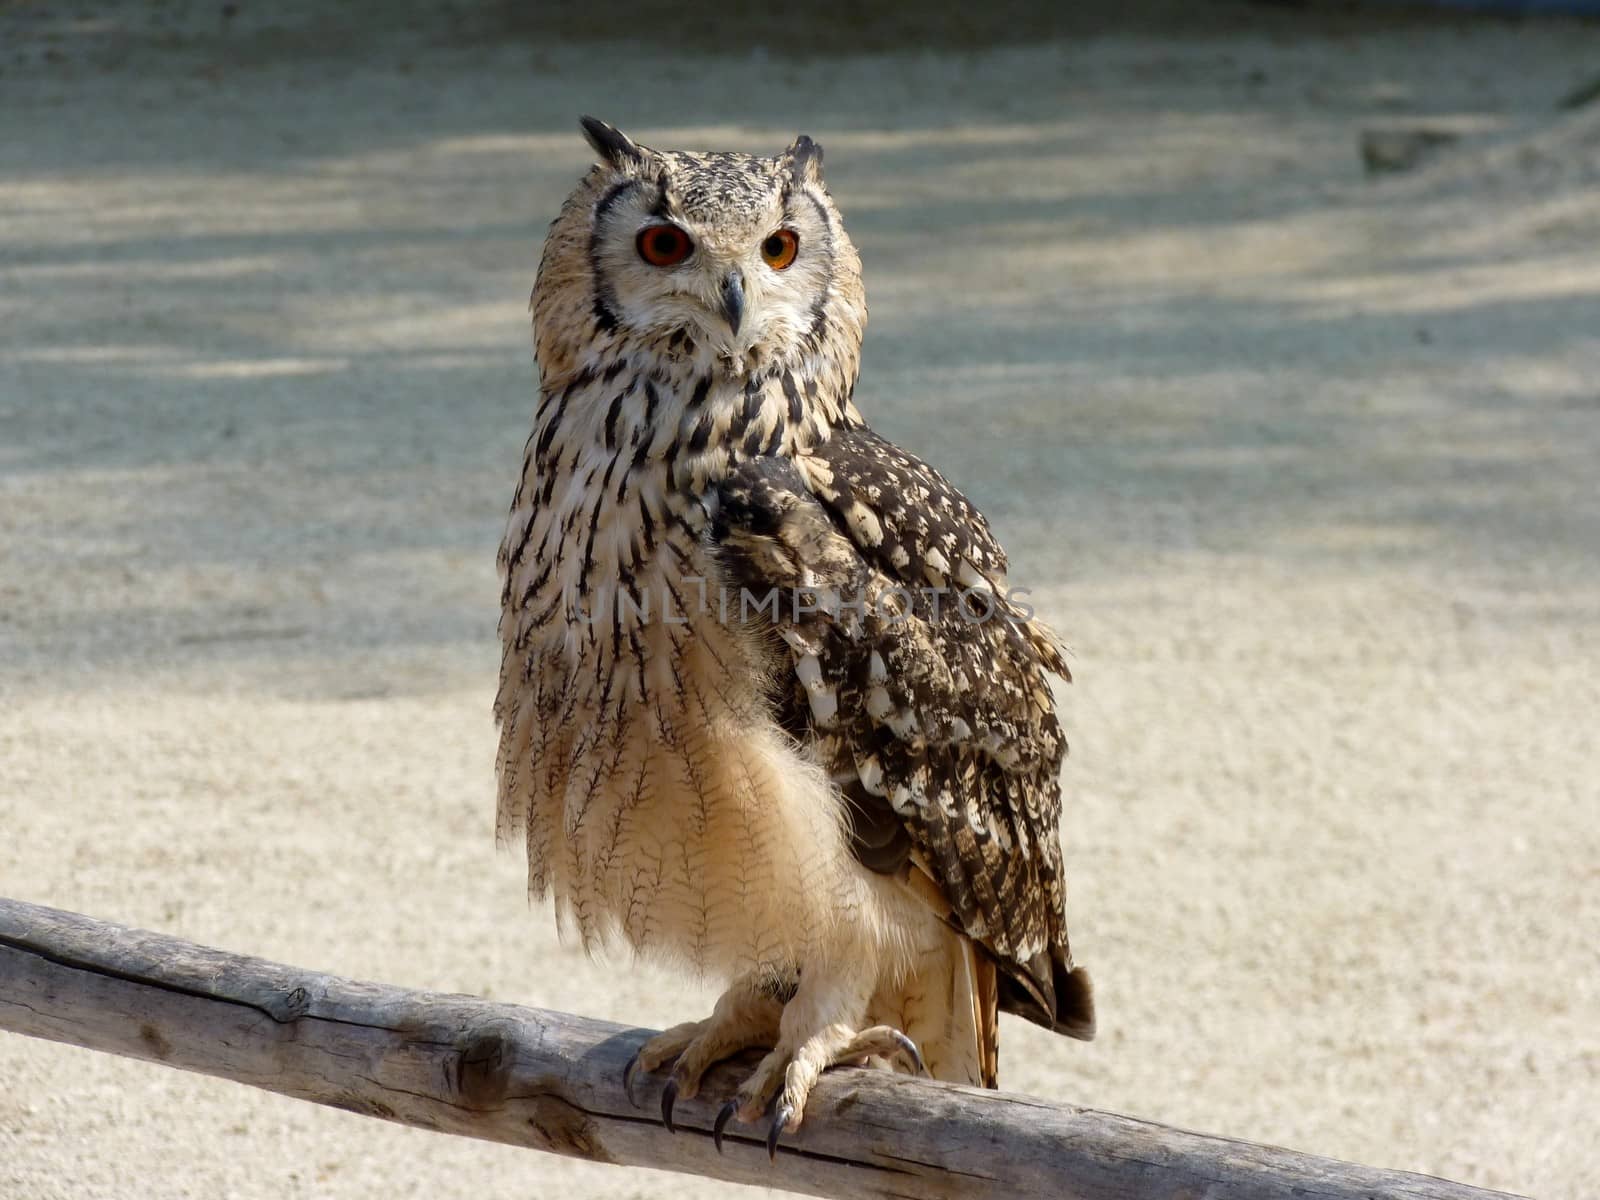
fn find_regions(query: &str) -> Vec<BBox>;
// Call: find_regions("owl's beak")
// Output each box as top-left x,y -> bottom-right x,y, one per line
719,269 -> 745,336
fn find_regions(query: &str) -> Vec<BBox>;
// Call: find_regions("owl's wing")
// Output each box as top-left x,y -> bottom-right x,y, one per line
712,426 -> 1094,1041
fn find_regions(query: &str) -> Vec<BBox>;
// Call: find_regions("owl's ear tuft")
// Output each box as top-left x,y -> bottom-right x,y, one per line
580,116 -> 646,168
785,135 -> 824,186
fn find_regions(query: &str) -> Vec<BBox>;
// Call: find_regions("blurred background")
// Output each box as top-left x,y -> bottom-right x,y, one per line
2,2 -> 1598,1198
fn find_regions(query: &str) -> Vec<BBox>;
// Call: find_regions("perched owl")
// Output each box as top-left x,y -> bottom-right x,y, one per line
495,117 -> 1094,1155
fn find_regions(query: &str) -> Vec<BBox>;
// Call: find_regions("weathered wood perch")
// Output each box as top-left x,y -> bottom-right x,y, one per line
0,895 -> 1521,1200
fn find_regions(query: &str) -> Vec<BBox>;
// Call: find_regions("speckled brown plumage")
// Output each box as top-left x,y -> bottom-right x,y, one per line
715,432 -> 1094,1039
495,117 -> 1092,1141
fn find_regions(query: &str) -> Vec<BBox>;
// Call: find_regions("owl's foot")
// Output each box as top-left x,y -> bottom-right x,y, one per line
623,981 -> 782,1133
719,1022 -> 924,1159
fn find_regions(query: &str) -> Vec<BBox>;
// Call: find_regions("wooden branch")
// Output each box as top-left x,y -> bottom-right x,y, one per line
0,895 -> 1520,1200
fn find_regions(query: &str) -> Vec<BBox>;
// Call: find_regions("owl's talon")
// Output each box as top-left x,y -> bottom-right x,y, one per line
713,1099 -> 739,1153
890,1030 -> 927,1076
660,1078 -> 679,1133
766,1102 -> 793,1161
621,1051 -> 643,1103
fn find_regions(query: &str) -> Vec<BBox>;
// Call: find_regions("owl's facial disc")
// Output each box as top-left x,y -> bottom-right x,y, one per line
610,217 -> 762,348
590,160 -> 833,365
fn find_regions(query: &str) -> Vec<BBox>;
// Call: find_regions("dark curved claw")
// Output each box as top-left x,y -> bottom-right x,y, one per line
713,1099 -> 739,1154
766,1102 -> 793,1161
660,1077 -> 680,1133
890,1030 -> 927,1076
621,1051 -> 642,1102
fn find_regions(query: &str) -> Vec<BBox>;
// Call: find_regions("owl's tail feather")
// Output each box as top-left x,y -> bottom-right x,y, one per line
999,948 -> 1096,1041
966,937 -> 1000,1089
1049,960 -> 1096,1040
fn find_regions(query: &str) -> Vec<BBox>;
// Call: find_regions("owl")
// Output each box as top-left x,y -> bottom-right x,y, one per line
495,117 -> 1094,1156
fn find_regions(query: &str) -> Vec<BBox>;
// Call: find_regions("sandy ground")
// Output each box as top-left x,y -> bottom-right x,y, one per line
2,3 -> 1599,1198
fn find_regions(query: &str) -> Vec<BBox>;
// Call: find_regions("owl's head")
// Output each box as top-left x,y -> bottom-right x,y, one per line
534,117 -> 865,383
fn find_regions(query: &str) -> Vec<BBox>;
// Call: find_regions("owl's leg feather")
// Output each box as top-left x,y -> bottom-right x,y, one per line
734,1021 -> 922,1123
629,1019 -> 705,1078
666,988 -> 783,1102
721,967 -> 921,1157
834,1025 -> 928,1075
629,979 -> 783,1128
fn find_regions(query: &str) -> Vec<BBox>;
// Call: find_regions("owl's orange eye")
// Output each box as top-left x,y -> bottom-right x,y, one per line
761,229 -> 799,270
636,225 -> 693,267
